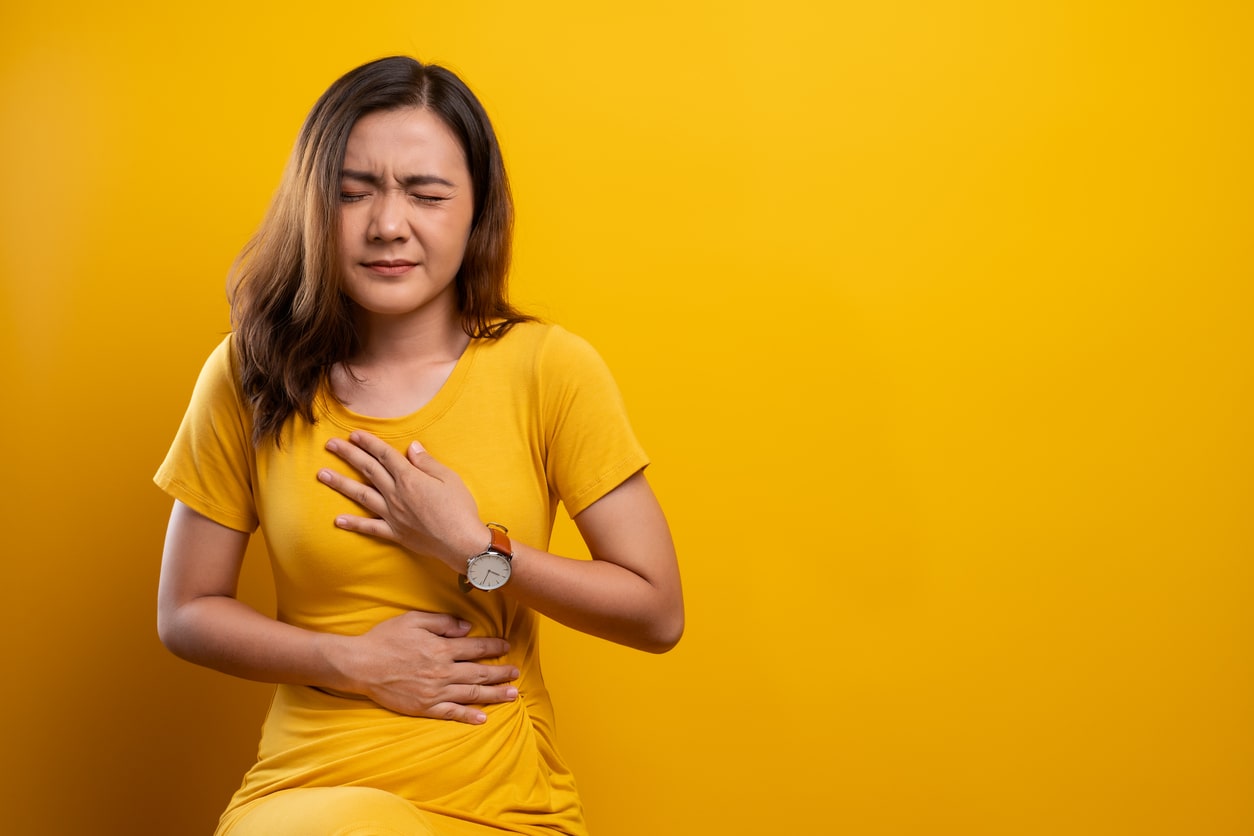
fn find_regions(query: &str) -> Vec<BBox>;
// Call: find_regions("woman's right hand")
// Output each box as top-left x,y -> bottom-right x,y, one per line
327,611 -> 518,724
159,501 -> 516,726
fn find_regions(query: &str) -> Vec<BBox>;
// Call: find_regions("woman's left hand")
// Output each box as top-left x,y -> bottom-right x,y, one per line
319,431 -> 486,572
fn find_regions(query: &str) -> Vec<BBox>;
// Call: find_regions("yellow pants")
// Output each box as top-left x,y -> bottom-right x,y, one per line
223,787 -> 441,836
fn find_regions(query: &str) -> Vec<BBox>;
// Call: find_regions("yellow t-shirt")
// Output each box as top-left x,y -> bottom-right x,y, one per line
155,321 -> 648,835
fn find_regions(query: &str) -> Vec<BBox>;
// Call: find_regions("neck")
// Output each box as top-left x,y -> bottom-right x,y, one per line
332,303 -> 473,418
350,304 -> 470,368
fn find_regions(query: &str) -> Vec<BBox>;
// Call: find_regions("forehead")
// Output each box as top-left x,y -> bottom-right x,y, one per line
342,107 -> 468,177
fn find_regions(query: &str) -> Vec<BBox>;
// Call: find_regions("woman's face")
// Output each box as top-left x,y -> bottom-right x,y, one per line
337,107 -> 475,325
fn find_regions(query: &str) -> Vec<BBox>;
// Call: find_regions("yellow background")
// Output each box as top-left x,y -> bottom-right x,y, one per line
2,2 -> 1251,834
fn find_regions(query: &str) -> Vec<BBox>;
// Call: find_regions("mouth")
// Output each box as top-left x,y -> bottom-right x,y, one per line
362,260 -> 419,276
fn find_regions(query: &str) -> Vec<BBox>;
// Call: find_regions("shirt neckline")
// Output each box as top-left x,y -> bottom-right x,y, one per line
315,337 -> 482,438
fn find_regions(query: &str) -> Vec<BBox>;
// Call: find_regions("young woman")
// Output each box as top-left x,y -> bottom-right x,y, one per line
155,56 -> 683,836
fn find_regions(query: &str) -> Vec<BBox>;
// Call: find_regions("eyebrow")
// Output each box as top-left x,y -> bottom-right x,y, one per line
340,169 -> 457,189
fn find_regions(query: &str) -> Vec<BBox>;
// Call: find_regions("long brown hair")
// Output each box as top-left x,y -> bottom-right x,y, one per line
229,56 -> 531,445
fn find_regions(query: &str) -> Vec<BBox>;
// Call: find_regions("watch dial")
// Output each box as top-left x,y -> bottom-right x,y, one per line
468,553 -> 510,590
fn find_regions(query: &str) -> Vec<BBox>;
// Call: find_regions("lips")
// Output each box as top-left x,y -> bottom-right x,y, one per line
362,259 -> 419,276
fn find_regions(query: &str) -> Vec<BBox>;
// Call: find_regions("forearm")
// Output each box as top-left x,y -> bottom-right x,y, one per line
159,500 -> 525,723
158,593 -> 355,692
319,438 -> 685,655
501,541 -> 683,653
459,473 -> 684,653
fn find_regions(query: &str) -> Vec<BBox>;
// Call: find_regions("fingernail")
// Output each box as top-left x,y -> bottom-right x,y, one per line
472,712 -> 487,724
317,469 -> 331,482
505,688 -> 518,700
409,441 -> 425,454
457,619 -> 471,630
335,516 -> 349,528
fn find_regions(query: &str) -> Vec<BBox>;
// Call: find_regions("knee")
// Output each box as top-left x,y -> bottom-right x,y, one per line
228,786 -> 436,836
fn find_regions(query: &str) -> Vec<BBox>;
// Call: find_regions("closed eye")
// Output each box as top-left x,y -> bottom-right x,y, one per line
340,192 -> 369,203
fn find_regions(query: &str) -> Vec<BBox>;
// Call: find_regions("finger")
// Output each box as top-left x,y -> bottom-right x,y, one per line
429,702 -> 490,725
400,611 -> 473,638
447,636 -> 513,663
407,441 -> 454,480
318,468 -> 387,514
325,434 -> 398,492
348,431 -> 416,483
406,440 -> 429,467
449,682 -> 520,706
452,660 -> 521,686
333,513 -> 398,542
423,684 -> 519,724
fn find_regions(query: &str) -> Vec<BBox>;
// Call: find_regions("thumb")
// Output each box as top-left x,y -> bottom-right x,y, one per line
407,440 -> 430,465
407,440 -> 448,475
407,610 -> 473,638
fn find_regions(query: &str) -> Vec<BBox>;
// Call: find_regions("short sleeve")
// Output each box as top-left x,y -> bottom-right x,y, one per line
538,326 -> 649,517
153,336 -> 259,532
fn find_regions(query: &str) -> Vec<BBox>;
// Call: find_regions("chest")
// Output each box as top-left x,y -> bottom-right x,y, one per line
328,359 -> 460,419
253,399 -> 557,589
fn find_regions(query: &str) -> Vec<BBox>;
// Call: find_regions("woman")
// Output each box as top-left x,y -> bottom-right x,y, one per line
155,56 -> 683,836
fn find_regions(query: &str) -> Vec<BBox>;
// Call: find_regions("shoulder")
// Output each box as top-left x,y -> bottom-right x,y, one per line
189,334 -> 245,396
479,320 -> 605,374
210,333 -> 239,373
472,322 -> 624,416
180,334 -> 254,429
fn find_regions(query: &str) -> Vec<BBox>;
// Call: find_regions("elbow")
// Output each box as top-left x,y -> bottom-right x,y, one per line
644,627 -> 683,654
156,599 -> 201,662
640,582 -> 684,653
156,607 -> 184,658
639,606 -> 684,654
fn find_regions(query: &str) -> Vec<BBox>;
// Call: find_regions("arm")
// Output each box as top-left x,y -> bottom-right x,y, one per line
156,500 -> 520,723
320,434 -> 685,653
509,471 -> 683,653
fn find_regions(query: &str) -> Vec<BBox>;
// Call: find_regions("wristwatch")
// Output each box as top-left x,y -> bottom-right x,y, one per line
461,522 -> 513,592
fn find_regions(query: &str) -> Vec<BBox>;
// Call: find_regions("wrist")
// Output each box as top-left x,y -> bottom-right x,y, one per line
462,522 -> 514,592
447,523 -> 490,569
314,631 -> 360,695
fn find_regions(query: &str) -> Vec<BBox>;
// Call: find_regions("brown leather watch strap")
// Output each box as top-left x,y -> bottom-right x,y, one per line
486,522 -> 513,558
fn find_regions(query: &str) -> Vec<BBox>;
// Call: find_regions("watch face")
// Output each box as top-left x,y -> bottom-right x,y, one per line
467,551 -> 511,590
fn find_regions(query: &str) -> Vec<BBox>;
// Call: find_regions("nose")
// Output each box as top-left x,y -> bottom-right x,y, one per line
367,190 -> 409,242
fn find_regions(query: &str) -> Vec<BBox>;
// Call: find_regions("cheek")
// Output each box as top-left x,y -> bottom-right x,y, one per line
457,209 -> 476,250
337,212 -> 360,250
437,214 -> 475,256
